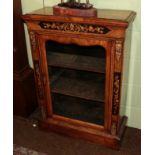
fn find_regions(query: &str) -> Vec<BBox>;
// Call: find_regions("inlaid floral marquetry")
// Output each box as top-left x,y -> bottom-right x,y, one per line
112,73 -> 121,115
39,22 -> 110,34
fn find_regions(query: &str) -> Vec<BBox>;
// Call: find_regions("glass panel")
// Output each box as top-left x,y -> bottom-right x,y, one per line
46,40 -> 106,126
53,94 -> 104,125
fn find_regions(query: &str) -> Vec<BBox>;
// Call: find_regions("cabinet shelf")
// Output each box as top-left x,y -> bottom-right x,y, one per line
47,52 -> 105,74
52,94 -> 104,125
50,70 -> 105,102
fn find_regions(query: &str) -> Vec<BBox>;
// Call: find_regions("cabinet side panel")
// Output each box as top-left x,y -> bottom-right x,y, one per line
120,25 -> 133,117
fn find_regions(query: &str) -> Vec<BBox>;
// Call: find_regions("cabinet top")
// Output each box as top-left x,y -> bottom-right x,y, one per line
23,7 -> 136,28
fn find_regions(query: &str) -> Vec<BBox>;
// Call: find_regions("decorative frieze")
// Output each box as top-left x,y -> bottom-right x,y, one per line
39,22 -> 110,34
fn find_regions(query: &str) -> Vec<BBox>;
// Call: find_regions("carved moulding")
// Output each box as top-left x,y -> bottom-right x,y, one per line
29,31 -> 36,51
39,22 -> 110,34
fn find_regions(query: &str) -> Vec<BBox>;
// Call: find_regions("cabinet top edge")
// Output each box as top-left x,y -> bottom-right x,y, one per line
22,7 -> 136,28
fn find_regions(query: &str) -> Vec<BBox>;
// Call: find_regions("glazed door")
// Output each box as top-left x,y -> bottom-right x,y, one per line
37,34 -> 112,129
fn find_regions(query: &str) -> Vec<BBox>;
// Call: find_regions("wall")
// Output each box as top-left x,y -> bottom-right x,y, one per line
21,0 -> 141,129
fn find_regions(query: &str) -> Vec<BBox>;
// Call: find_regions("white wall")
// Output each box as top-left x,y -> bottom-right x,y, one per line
21,0 -> 141,129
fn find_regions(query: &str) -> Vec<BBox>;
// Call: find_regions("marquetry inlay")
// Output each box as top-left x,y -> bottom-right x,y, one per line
112,73 -> 121,115
39,22 -> 110,34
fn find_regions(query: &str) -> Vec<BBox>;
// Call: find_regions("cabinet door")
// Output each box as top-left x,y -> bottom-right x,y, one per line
36,34 -> 112,129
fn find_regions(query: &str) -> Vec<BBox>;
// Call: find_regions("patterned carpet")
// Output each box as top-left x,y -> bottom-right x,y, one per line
13,144 -> 47,155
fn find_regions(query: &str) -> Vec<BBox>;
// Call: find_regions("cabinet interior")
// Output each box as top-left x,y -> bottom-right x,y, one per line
46,40 -> 106,126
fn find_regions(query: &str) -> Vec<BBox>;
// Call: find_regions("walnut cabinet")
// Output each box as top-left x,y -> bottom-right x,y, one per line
22,7 -> 136,149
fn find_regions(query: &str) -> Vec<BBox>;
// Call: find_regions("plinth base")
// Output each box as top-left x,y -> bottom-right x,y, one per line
39,116 -> 128,150
53,6 -> 97,17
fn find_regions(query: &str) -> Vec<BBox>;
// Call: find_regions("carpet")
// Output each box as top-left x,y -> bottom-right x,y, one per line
13,116 -> 141,155
13,144 -> 47,155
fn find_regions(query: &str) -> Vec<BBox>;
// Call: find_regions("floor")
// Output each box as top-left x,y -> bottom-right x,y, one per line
13,116 -> 141,155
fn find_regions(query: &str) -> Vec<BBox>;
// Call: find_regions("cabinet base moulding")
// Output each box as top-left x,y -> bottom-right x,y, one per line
39,116 -> 127,150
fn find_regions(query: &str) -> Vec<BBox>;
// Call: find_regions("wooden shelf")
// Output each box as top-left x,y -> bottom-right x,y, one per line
52,94 -> 104,125
47,52 -> 105,73
50,75 -> 105,102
